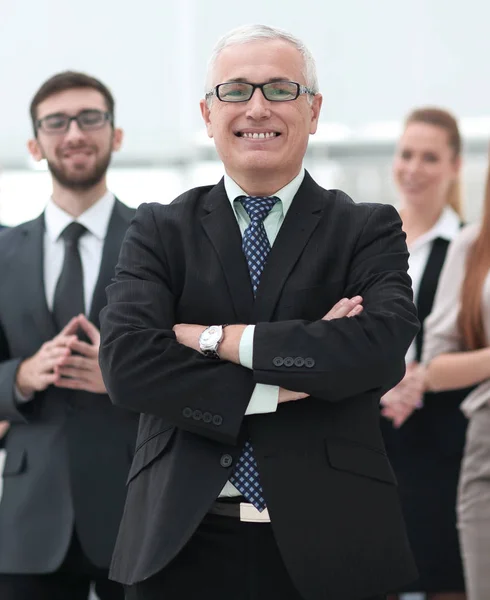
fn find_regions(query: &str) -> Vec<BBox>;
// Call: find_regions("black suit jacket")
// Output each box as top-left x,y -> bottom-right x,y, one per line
0,199 -> 138,573
100,173 -> 420,600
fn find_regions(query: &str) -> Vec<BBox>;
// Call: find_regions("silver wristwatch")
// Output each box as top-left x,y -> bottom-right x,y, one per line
199,325 -> 227,359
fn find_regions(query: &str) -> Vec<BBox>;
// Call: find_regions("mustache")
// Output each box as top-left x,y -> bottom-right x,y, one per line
58,143 -> 95,154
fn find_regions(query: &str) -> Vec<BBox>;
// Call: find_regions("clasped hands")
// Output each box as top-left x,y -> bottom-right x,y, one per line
173,296 -> 364,405
380,361 -> 426,428
16,314 -> 107,397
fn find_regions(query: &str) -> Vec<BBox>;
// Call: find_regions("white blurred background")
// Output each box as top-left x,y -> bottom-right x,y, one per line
0,0 -> 489,223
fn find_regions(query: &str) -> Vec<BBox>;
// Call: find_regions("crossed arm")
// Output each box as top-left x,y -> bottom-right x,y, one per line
172,296 -> 364,405
99,203 -> 418,445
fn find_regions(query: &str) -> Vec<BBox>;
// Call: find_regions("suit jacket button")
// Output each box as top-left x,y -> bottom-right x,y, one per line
202,412 -> 212,423
305,357 -> 315,368
183,407 -> 193,418
220,454 -> 233,468
273,357 -> 284,367
213,415 -> 223,426
283,357 -> 294,367
294,357 -> 305,367
192,410 -> 202,420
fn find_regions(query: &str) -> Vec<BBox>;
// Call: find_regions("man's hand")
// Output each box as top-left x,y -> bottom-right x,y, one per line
0,421 -> 9,439
278,296 -> 364,404
172,324 -> 207,353
15,317 -> 80,397
54,315 -> 107,394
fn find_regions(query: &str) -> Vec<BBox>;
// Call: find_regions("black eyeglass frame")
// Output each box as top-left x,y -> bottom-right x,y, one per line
205,80 -> 316,103
35,109 -> 113,135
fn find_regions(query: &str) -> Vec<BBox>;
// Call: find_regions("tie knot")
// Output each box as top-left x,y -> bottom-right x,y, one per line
239,196 -> 279,223
60,222 -> 87,246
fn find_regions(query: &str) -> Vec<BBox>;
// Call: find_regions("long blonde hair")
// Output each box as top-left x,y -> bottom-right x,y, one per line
405,107 -> 464,219
459,156 -> 490,349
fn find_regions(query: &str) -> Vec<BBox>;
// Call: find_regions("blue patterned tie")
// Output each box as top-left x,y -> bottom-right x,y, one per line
229,195 -> 279,511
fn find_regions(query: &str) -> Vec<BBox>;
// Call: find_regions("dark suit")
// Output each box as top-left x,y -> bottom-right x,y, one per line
100,173 -> 420,600
0,200 -> 138,578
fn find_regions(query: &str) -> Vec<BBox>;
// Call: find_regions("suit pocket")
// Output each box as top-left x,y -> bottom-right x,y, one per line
126,427 -> 175,485
325,438 -> 396,485
3,449 -> 27,476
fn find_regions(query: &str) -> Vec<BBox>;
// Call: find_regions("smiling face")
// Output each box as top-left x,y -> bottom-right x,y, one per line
200,39 -> 322,193
393,122 -> 460,211
28,87 -> 123,192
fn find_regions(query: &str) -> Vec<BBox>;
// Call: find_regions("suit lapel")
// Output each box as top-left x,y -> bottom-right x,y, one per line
201,180 -> 254,323
253,172 -> 325,322
20,214 -> 58,341
88,199 -> 133,328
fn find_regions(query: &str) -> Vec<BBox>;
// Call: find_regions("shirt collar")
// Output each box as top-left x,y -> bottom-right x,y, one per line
224,168 -> 305,217
408,205 -> 461,252
44,191 -> 116,242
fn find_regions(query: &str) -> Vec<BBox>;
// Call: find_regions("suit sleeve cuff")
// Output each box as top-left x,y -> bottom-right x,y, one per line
239,325 -> 255,370
245,384 -> 279,415
14,384 -> 33,404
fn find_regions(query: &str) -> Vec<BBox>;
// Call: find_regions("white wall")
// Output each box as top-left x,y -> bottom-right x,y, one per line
0,0 -> 489,167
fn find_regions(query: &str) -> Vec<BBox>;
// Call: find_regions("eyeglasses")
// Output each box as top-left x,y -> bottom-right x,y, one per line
36,109 -> 113,134
206,81 -> 316,103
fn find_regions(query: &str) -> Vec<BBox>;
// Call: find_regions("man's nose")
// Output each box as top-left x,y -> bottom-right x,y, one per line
245,88 -> 271,120
64,118 -> 85,141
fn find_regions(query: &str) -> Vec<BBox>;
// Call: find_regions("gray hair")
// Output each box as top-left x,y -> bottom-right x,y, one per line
204,24 -> 319,104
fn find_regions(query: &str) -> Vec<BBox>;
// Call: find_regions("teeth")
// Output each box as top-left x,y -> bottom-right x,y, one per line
241,132 -> 277,139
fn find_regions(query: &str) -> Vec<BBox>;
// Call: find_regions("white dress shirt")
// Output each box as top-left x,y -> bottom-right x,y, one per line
15,191 -> 115,403
405,206 -> 460,364
220,169 -> 305,497
44,191 -> 116,313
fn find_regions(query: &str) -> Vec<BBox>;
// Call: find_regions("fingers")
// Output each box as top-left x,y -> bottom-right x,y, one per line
322,296 -> 363,321
39,372 -> 59,387
278,387 -> 309,403
76,315 -> 100,345
67,339 -> 97,358
347,305 -> 363,318
59,316 -> 81,337
56,367 -> 92,380
57,354 -> 93,371
46,335 -> 78,352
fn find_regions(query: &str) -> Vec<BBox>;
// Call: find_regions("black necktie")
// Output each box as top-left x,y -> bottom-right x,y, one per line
52,222 -> 87,331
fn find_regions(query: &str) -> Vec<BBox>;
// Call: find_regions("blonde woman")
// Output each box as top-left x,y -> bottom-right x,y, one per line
382,108 -> 467,600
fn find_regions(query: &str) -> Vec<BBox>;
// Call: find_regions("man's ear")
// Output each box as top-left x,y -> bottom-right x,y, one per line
309,93 -> 323,135
112,128 -> 124,152
200,99 -> 214,138
27,138 -> 44,162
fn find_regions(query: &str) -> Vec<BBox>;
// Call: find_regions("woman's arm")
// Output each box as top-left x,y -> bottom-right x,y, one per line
426,347 -> 490,391
423,224 -> 486,391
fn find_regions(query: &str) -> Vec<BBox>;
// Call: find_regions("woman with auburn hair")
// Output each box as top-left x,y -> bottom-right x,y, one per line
381,107 -> 467,599
423,155 -> 490,599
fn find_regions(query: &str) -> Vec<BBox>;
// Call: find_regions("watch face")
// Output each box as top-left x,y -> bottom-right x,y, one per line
200,326 -> 222,349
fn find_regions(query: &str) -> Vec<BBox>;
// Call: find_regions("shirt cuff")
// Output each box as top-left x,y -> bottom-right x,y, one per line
245,384 -> 279,415
239,325 -> 255,370
14,385 -> 33,404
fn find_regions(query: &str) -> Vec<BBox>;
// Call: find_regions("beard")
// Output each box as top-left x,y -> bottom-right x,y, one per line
46,147 -> 112,192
